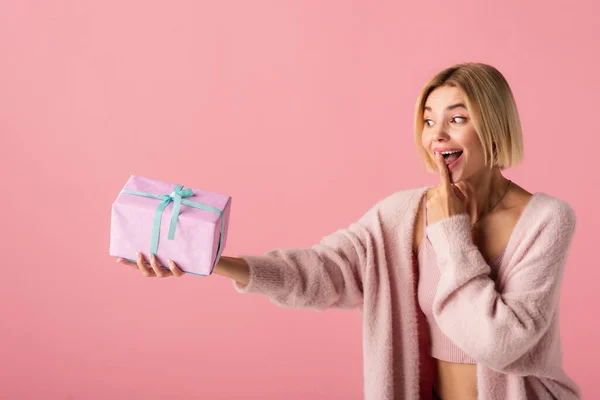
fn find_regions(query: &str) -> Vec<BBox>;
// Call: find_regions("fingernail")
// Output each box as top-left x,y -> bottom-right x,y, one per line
168,259 -> 173,265
115,258 -> 121,263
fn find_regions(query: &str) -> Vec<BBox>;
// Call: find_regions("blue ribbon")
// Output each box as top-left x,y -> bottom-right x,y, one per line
121,184 -> 225,269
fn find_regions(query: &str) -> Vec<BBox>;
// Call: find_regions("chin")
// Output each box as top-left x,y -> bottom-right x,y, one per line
449,171 -> 466,184
448,169 -> 457,178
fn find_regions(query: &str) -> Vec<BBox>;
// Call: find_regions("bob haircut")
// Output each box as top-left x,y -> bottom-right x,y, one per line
414,62 -> 524,172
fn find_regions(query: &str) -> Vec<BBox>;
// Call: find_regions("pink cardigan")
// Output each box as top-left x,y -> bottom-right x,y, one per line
233,186 -> 581,399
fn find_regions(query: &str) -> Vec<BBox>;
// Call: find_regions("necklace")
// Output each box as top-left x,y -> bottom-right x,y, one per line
471,180 -> 512,232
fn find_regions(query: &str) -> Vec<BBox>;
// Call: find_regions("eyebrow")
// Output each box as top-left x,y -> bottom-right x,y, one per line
424,103 -> 467,112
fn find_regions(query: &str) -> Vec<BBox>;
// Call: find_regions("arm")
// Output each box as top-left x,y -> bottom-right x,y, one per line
213,256 -> 250,286
224,203 -> 382,311
425,201 -> 576,371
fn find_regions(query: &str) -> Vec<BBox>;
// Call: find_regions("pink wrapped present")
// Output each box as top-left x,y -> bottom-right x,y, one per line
110,175 -> 231,276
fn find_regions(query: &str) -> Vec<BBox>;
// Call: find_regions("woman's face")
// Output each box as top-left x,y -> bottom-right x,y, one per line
421,85 -> 485,183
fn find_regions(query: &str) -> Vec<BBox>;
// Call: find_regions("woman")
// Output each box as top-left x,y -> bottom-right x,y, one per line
117,63 -> 581,400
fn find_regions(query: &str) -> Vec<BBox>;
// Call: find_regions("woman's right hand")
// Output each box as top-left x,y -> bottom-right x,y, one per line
115,253 -> 185,278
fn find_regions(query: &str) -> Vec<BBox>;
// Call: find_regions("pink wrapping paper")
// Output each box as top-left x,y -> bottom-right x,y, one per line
109,175 -> 231,276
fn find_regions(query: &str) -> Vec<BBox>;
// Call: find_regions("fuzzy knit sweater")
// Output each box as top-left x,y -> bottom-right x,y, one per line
233,186 -> 581,399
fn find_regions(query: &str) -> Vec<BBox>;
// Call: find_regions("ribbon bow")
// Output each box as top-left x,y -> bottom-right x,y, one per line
152,184 -> 194,254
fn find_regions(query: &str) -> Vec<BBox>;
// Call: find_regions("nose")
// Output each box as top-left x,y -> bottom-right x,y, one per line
431,124 -> 450,143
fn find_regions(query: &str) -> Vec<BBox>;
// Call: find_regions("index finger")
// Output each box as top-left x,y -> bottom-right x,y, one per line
116,257 -> 138,268
434,152 -> 452,193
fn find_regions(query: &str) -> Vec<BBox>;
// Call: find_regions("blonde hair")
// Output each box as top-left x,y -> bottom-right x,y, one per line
414,62 -> 524,172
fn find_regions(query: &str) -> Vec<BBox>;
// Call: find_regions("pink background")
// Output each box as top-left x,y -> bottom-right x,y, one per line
1,1 -> 598,399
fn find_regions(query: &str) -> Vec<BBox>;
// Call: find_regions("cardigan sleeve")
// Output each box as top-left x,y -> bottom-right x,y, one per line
425,200 -> 576,371
232,200 -> 383,311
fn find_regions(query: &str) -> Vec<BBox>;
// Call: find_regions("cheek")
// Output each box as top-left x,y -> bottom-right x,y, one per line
421,131 -> 431,148
460,129 -> 481,152
466,136 -> 484,154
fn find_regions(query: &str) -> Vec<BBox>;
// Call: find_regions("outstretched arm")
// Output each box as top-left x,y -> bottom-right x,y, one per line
226,203 -> 383,311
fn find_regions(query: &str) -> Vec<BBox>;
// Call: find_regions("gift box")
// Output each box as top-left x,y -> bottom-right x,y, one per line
109,175 -> 231,276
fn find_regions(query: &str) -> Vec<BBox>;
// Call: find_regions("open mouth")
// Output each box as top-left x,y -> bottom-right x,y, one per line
440,150 -> 463,166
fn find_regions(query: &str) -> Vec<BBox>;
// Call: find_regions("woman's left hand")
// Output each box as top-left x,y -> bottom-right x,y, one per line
427,152 -> 470,225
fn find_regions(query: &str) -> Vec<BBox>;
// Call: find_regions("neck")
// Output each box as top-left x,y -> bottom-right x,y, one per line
458,167 -> 510,222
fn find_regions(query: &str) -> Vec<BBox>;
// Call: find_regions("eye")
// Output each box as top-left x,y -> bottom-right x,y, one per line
424,119 -> 434,127
451,116 -> 467,123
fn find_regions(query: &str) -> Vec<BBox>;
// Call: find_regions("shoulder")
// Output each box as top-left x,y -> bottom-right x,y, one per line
370,186 -> 430,215
355,186 -> 430,228
517,192 -> 577,251
506,182 -> 575,228
528,192 -> 576,229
